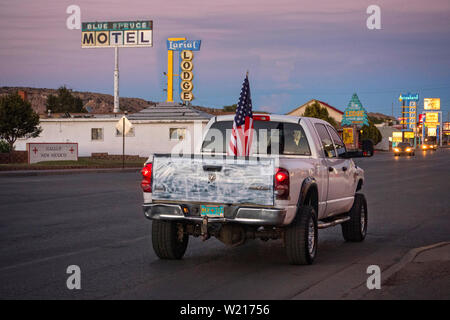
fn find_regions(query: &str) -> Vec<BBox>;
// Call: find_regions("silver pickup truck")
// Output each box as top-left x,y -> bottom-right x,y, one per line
141,115 -> 367,265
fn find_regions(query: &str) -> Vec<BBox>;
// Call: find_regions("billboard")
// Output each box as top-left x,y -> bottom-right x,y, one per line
427,127 -> 437,137
424,98 -> 440,110
81,21 -> 153,48
180,50 -> 195,102
419,114 -> 424,124
27,143 -> 78,164
398,93 -> 419,102
341,93 -> 369,127
392,132 -> 403,143
404,132 -> 414,139
425,112 -> 439,123
167,40 -> 201,51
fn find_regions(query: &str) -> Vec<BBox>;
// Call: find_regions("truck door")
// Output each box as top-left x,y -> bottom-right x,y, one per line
314,123 -> 353,216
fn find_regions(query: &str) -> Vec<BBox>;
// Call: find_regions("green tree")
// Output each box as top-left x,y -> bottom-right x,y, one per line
46,86 -> 85,113
223,104 -> 237,112
360,121 -> 382,145
0,140 -> 11,153
303,101 -> 338,128
0,92 -> 42,150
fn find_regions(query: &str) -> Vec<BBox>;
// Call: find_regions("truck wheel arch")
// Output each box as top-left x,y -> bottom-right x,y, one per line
356,179 -> 363,192
298,177 -> 318,216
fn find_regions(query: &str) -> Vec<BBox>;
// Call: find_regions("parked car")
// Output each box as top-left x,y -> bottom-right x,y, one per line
394,142 -> 415,156
141,115 -> 367,265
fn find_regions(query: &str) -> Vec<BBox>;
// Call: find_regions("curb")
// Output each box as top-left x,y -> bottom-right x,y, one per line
0,167 -> 141,177
378,242 -> 450,285
344,241 -> 450,300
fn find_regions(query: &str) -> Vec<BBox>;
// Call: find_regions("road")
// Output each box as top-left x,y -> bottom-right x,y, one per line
0,149 -> 449,299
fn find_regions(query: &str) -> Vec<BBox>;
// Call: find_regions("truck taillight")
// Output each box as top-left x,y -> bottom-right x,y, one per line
141,163 -> 152,192
274,168 -> 289,200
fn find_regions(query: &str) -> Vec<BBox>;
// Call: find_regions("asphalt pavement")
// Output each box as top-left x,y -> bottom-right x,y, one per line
0,149 -> 449,299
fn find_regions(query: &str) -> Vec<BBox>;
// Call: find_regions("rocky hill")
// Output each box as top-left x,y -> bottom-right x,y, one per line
0,87 -> 156,114
368,112 -> 396,121
0,87 -> 396,122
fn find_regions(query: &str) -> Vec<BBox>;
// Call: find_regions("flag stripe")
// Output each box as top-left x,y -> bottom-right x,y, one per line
228,74 -> 254,156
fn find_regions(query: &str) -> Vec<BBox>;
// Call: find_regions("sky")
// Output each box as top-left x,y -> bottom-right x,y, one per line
1,0 -> 449,118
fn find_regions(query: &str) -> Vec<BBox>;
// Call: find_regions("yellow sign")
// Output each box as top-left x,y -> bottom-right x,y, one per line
404,132 -> 414,139
426,112 -> 439,123
425,122 -> 437,128
343,128 -> 354,144
392,132 -> 402,143
166,37 -> 186,102
424,98 -> 440,110
180,91 -> 194,101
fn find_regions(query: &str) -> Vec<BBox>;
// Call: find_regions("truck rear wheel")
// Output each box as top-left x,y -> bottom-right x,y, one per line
341,193 -> 367,242
152,220 -> 188,259
285,205 -> 318,265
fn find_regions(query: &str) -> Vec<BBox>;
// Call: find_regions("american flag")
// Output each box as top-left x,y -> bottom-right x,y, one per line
228,74 -> 254,156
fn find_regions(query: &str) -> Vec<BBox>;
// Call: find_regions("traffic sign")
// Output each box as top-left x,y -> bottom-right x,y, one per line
116,116 -> 133,135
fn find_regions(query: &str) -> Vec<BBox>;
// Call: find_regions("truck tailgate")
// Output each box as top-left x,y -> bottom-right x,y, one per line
151,155 -> 275,206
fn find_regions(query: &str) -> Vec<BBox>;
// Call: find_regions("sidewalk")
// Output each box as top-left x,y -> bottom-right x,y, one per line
0,167 -> 140,177
364,242 -> 450,299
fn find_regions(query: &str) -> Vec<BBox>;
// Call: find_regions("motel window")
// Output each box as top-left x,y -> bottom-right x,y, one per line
169,128 -> 186,141
91,128 -> 103,141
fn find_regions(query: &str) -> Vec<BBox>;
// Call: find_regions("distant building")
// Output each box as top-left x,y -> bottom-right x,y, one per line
18,90 -> 28,101
15,103 -> 213,157
287,99 -> 344,123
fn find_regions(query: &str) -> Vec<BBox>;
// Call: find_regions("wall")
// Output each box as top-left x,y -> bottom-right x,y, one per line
15,119 -> 209,157
375,126 -> 401,151
0,151 -> 28,164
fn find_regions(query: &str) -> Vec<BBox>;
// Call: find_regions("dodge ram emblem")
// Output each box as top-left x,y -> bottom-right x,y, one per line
208,173 -> 216,183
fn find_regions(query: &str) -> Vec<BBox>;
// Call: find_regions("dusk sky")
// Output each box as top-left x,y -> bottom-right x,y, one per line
1,0 -> 449,117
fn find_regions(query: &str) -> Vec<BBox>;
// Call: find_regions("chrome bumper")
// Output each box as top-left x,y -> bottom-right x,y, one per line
143,203 -> 286,226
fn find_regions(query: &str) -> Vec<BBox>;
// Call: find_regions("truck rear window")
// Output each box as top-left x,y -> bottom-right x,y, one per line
201,120 -> 311,156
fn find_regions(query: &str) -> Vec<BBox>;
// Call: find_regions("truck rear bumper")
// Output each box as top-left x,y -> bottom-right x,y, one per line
143,203 -> 286,226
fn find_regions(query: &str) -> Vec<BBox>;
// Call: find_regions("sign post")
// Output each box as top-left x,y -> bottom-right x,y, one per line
81,20 -> 153,112
423,98 -> 442,146
116,115 -> 133,168
114,46 -> 119,113
166,39 -> 201,103
398,93 -> 419,145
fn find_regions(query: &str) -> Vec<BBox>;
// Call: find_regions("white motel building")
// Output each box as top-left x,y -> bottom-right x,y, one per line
16,104 -> 213,158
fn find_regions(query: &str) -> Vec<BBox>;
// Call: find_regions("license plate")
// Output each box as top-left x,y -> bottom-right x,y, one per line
200,205 -> 224,218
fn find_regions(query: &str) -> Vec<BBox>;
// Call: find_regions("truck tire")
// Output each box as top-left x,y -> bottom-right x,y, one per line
341,193 -> 367,242
152,220 -> 188,259
285,205 -> 318,265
